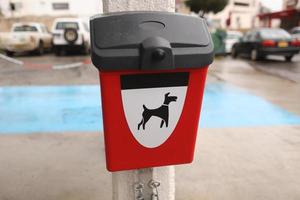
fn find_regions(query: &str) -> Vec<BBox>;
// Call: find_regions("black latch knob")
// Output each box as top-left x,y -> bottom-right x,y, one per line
140,37 -> 174,70
152,49 -> 166,61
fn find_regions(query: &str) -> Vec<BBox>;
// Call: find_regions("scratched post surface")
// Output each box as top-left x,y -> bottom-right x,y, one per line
101,0 -> 176,199
103,0 -> 175,13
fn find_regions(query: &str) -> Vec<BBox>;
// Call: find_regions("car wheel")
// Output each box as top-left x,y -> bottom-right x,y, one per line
285,55 -> 293,62
251,49 -> 259,61
36,41 -> 44,55
231,47 -> 238,58
64,28 -> 78,44
5,50 -> 14,57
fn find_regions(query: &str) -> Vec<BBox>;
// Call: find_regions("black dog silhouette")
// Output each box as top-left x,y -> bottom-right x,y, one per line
138,92 -> 177,130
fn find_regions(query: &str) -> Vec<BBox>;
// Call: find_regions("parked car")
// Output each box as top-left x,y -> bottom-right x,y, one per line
2,23 -> 52,56
232,28 -> 300,62
0,32 -> 9,51
290,27 -> 300,40
51,18 -> 90,55
225,31 -> 243,54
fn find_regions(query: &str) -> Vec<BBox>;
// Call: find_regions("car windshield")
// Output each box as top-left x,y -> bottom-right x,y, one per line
227,34 -> 242,39
13,25 -> 38,32
260,29 -> 291,39
292,29 -> 300,34
56,22 -> 79,30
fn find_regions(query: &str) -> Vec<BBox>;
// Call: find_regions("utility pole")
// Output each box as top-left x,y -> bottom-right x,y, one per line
102,2 -> 176,200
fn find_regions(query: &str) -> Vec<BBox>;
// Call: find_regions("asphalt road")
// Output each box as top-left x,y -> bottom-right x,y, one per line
0,53 -> 98,85
205,53 -> 300,82
240,54 -> 300,83
0,53 -> 300,200
210,55 -> 300,116
2,52 -> 300,84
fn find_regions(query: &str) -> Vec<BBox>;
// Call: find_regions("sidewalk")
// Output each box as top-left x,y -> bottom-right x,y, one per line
0,126 -> 300,200
0,56 -> 300,199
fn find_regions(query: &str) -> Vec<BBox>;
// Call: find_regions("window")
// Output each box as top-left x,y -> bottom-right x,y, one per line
55,22 -> 79,30
226,33 -> 243,40
243,32 -> 252,41
13,25 -> 38,32
260,29 -> 291,40
52,3 -> 69,10
291,30 -> 300,34
250,32 -> 259,41
41,25 -> 49,33
234,1 -> 250,6
10,2 -> 22,11
286,0 -> 298,7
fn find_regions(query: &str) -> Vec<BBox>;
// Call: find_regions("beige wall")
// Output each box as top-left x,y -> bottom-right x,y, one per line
0,0 -> 102,18
283,0 -> 300,9
0,15 -> 75,32
209,0 -> 261,30
175,0 -> 190,14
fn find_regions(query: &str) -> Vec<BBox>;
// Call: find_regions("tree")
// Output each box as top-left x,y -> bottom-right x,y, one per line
185,0 -> 228,15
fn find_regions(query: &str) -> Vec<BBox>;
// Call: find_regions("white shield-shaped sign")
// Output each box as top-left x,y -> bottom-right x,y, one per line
121,72 -> 189,148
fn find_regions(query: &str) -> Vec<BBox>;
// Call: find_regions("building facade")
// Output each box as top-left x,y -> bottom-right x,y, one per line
175,0 -> 190,14
208,0 -> 261,30
258,0 -> 300,30
0,0 -> 102,18
283,0 -> 300,9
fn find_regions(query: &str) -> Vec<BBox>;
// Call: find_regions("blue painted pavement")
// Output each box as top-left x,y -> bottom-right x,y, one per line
0,83 -> 300,134
200,84 -> 300,128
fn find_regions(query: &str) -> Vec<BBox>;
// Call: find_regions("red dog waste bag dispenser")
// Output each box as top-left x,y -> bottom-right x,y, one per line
90,12 -> 214,172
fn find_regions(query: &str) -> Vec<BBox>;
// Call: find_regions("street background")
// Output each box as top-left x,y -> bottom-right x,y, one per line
1,0 -> 300,199
0,52 -> 299,199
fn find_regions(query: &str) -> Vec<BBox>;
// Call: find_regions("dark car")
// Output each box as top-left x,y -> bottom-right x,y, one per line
231,28 -> 300,61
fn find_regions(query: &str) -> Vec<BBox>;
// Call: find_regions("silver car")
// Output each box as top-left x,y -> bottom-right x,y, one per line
290,27 -> 300,41
3,23 -> 52,56
225,31 -> 243,54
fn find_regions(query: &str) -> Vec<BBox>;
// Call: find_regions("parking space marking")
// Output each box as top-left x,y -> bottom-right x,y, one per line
0,83 -> 299,134
52,62 -> 83,69
0,53 -> 92,70
0,53 -> 24,65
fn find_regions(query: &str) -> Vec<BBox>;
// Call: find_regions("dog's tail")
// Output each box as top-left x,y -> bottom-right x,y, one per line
143,105 -> 148,110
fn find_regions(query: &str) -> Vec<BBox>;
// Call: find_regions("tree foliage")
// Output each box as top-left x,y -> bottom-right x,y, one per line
185,0 -> 229,14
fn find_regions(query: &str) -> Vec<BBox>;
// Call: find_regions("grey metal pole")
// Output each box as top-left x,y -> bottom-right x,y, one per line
101,0 -> 176,199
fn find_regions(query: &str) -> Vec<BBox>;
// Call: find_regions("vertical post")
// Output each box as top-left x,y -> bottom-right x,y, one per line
102,0 -> 175,200
268,17 -> 272,28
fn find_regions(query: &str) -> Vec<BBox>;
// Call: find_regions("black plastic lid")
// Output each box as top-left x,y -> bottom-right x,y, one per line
90,11 -> 214,71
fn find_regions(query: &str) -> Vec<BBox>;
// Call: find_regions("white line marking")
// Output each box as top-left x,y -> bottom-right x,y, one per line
0,53 -> 24,65
52,62 -> 83,70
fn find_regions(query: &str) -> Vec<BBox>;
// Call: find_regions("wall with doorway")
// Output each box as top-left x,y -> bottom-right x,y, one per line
208,0 -> 261,30
0,15 -> 75,32
0,0 -> 102,18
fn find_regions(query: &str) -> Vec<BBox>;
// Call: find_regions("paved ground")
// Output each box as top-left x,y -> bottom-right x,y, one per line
211,56 -> 300,115
0,53 -> 300,200
0,53 -> 98,86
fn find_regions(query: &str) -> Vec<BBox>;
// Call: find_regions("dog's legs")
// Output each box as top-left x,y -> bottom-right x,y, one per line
142,121 -> 146,130
138,119 -> 143,130
165,118 -> 169,128
160,120 -> 164,128
142,116 -> 151,130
